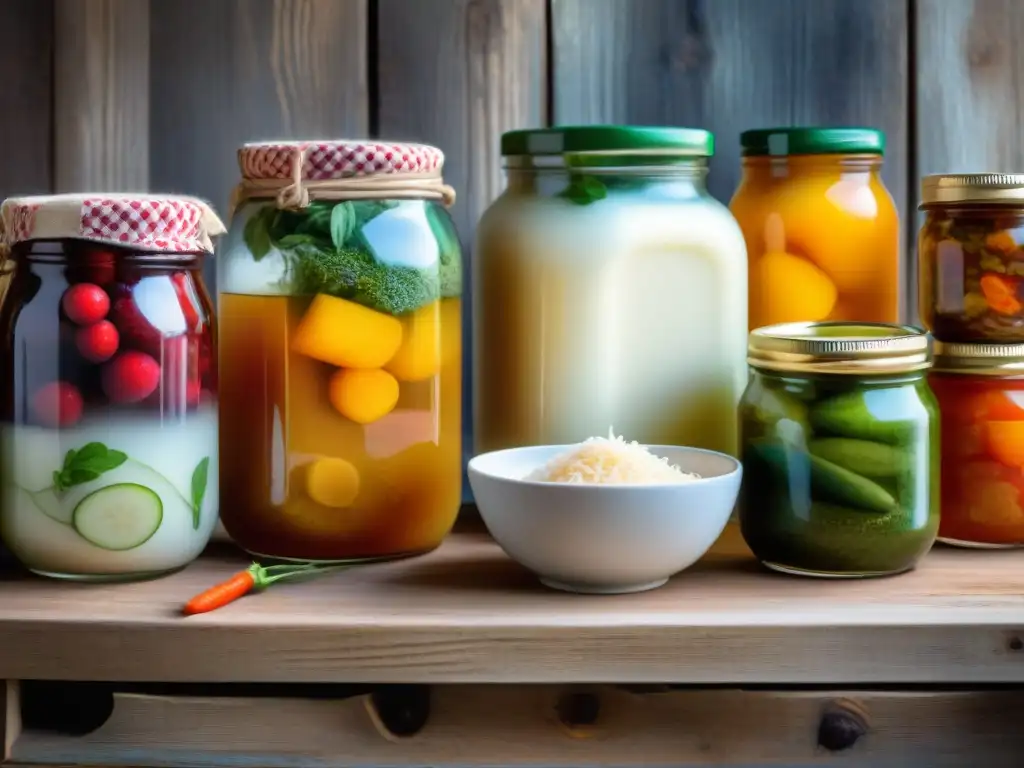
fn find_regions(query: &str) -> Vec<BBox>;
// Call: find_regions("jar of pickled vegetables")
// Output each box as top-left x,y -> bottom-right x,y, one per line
218,140 -> 463,562
730,128 -> 899,329
931,340 -> 1024,547
739,322 -> 938,578
919,174 -> 1024,341
474,126 -> 748,456
0,194 -> 225,580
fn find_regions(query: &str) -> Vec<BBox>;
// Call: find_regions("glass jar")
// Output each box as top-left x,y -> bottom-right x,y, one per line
739,322 -> 939,578
0,194 -> 224,581
918,174 -> 1024,342
474,125 -> 748,456
218,140 -> 463,562
931,340 -> 1024,547
729,128 -> 899,329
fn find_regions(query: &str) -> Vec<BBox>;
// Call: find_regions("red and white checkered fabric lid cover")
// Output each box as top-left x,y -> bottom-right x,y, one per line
0,193 -> 226,254
239,140 -> 446,180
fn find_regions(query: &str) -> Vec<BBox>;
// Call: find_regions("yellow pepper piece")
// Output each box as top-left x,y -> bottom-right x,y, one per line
386,301 -> 442,382
328,368 -> 400,424
755,251 -> 837,325
292,294 -> 402,369
304,457 -> 361,508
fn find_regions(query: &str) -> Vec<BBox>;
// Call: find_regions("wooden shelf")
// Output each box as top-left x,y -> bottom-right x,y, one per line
1,525 -> 1023,684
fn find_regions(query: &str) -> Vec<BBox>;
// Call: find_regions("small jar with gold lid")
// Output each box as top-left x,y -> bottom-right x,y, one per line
919,173 -> 1024,342
931,340 -> 1024,547
739,321 -> 939,578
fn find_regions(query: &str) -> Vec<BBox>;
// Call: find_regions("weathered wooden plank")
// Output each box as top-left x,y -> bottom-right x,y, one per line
150,0 -> 369,219
54,0 -> 150,192
0,0 -> 52,198
1,529 -> 1024,684
376,0 -> 547,496
10,686 -> 1024,767
915,0 -> 1024,176
551,0 -> 909,311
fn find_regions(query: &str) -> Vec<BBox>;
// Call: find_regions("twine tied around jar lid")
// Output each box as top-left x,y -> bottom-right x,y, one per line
230,143 -> 457,216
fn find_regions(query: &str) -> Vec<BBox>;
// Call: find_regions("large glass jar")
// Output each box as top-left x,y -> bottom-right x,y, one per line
739,322 -> 939,578
931,340 -> 1024,547
474,126 -> 748,456
218,140 -> 463,562
0,194 -> 224,581
730,128 -> 899,329
918,174 -> 1024,342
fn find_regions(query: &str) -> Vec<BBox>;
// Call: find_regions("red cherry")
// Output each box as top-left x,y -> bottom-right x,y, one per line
61,283 -> 110,325
31,381 -> 83,427
109,294 -> 162,356
82,250 -> 116,285
75,320 -> 120,363
101,351 -> 161,404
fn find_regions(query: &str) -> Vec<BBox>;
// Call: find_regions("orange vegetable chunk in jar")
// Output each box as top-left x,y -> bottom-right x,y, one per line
931,340 -> 1024,547
918,174 -> 1024,342
217,140 -> 463,563
730,128 -> 899,330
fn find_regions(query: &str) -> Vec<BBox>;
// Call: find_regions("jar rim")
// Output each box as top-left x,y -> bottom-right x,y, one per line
500,126 -> 714,158
747,321 -> 931,375
920,174 -> 1024,207
932,339 -> 1024,376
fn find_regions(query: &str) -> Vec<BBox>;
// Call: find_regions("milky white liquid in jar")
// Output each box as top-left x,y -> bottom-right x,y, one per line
473,127 -> 748,457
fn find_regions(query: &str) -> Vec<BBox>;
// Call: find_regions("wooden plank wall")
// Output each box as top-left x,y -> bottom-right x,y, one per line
0,0 -> 1021,485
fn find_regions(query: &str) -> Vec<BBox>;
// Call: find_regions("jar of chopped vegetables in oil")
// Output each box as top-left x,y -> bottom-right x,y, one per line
739,322 -> 939,578
931,340 -> 1024,547
919,174 -> 1024,342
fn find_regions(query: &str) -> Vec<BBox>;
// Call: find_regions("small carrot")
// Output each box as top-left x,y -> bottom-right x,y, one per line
182,562 -> 349,616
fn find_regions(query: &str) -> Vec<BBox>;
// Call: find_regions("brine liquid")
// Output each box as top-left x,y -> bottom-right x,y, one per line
218,293 -> 462,561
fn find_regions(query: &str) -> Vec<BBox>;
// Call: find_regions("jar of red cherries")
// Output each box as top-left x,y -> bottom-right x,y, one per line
0,194 -> 225,581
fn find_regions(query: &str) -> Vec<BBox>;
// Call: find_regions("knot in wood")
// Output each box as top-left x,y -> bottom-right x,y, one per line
557,691 -> 601,728
369,685 -> 431,738
1008,636 -> 1023,652
817,699 -> 869,752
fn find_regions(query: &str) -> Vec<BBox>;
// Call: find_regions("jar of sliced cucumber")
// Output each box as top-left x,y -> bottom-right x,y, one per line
739,322 -> 939,578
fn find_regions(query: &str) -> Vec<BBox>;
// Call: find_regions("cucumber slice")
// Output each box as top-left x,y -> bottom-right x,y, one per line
72,483 -> 163,551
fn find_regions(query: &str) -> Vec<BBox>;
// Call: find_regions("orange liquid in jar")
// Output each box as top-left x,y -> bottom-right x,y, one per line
218,293 -> 462,561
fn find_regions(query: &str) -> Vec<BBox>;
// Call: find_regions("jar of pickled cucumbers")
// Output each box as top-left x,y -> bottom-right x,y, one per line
739,322 -> 938,578
730,128 -> 899,329
0,194 -> 225,580
919,174 -> 1024,342
218,140 -> 463,562
474,126 -> 748,457
931,340 -> 1024,547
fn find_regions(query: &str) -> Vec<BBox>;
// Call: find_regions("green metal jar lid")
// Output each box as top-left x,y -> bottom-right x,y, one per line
500,126 -> 714,157
748,322 -> 931,375
740,127 -> 885,157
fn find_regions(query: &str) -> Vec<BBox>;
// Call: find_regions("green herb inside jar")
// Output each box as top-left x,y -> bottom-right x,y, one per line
739,322 -> 939,578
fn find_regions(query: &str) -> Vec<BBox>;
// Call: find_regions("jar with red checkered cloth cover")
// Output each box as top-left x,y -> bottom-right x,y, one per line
217,139 -> 463,563
0,192 -> 225,581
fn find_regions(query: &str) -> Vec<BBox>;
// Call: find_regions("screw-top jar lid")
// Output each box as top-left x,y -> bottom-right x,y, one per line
740,127 -> 885,157
0,193 -> 225,254
932,339 -> 1024,376
748,322 -> 931,375
500,126 -> 714,157
919,173 -> 1024,206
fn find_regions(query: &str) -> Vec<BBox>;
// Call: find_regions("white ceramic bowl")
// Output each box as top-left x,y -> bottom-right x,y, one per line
468,444 -> 742,594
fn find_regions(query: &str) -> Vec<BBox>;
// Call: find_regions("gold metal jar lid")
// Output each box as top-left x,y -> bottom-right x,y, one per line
932,340 -> 1024,376
748,322 -> 931,375
920,173 -> 1024,206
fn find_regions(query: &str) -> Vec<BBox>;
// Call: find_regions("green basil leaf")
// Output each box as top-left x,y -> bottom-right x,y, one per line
191,457 -> 210,530
52,469 -> 65,492
67,468 -> 101,486
330,202 -> 357,249
244,208 -> 274,261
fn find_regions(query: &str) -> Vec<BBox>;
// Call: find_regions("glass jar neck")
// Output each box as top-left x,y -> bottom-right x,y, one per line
754,367 -> 925,387
504,155 -> 710,196
12,240 -> 204,267
740,154 -> 883,180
